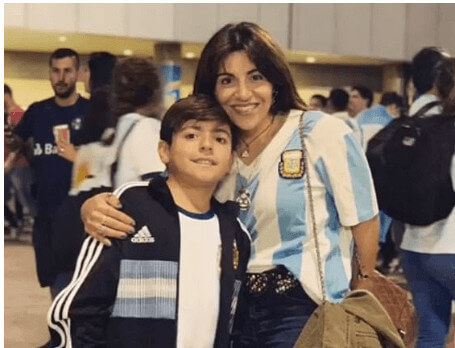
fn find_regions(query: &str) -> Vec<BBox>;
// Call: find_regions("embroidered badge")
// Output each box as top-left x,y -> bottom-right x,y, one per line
131,226 -> 155,243
71,117 -> 82,131
279,150 -> 305,179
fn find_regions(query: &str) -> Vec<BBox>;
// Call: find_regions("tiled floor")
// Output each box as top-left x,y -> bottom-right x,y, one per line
3,238 -> 454,347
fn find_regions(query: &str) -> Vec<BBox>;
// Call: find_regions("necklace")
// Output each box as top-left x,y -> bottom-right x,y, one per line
238,117 -> 274,158
234,156 -> 261,211
235,158 -> 252,210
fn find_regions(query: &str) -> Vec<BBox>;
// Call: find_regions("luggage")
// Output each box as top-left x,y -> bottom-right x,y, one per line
366,102 -> 455,226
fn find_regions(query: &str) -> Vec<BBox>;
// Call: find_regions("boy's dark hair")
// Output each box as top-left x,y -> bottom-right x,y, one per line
110,57 -> 162,121
160,95 -> 238,151
311,94 -> 327,108
88,52 -> 117,91
328,88 -> 349,111
412,47 -> 454,98
352,85 -> 374,107
49,48 -> 80,68
193,22 -> 306,115
380,92 -> 404,108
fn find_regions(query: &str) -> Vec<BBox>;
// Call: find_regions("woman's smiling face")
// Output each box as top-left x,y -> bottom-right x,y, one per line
215,51 -> 274,135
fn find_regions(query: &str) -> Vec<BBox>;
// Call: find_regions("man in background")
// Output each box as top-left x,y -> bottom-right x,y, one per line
308,94 -> 327,111
4,84 -> 24,127
357,91 -> 403,150
326,88 -> 349,121
4,84 -> 34,238
11,48 -> 89,299
348,85 -> 373,118
347,85 -> 374,141
357,91 -> 404,274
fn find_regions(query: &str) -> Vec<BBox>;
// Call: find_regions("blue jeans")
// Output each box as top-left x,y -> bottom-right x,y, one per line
233,283 -> 317,347
9,166 -> 36,217
401,250 -> 455,348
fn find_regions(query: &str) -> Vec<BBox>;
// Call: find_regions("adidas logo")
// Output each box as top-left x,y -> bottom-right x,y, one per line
131,226 -> 155,244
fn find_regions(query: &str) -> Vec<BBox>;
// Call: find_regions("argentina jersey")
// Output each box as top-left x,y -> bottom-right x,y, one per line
215,109 -> 378,304
357,105 -> 393,150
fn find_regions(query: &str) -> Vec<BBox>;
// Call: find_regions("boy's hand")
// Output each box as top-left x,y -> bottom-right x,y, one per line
81,193 -> 136,247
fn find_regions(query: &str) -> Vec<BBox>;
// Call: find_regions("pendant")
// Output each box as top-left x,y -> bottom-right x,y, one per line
240,149 -> 249,158
236,188 -> 251,211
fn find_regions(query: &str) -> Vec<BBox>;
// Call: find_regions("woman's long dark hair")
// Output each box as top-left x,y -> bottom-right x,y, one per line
193,22 -> 306,115
76,52 -> 117,145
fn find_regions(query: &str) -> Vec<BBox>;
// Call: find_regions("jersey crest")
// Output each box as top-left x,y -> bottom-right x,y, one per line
278,150 -> 305,179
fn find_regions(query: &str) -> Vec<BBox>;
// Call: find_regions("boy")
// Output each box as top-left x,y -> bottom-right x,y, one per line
47,95 -> 251,347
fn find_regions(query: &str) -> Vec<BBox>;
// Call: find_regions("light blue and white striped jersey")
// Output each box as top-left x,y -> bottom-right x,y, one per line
215,109 -> 378,304
357,104 -> 394,151
356,104 -> 394,242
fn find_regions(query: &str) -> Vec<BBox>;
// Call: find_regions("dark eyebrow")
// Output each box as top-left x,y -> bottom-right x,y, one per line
214,127 -> 231,136
181,125 -> 201,131
216,72 -> 233,78
247,69 -> 260,75
216,69 -> 259,78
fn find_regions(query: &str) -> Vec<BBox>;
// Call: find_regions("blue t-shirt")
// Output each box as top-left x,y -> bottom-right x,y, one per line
14,96 -> 89,214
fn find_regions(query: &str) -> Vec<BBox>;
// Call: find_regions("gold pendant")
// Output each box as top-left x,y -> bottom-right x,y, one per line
236,188 -> 251,210
240,149 -> 249,158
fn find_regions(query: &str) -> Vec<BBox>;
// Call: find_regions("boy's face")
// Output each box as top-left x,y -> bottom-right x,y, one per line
159,119 -> 234,188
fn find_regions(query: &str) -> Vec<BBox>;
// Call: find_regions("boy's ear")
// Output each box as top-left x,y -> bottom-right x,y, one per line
158,140 -> 170,166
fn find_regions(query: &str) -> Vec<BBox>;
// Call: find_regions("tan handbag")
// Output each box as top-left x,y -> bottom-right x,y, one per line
294,112 -> 413,348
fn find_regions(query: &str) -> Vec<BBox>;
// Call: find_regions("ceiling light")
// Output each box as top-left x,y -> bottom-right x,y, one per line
306,57 -> 316,63
58,36 -> 67,42
123,49 -> 133,56
185,52 -> 195,59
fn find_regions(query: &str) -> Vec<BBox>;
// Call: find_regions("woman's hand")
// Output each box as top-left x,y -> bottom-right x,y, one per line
81,193 -> 136,246
57,137 -> 78,162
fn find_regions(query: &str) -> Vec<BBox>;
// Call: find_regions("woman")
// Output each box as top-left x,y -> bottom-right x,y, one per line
81,22 -> 379,346
59,56 -> 164,192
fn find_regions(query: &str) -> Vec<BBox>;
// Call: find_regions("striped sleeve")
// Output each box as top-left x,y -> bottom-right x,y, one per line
311,118 -> 378,226
47,236 -> 121,347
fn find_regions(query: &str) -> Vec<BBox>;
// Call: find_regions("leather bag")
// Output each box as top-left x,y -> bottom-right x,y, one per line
364,271 -> 416,348
294,112 -> 414,348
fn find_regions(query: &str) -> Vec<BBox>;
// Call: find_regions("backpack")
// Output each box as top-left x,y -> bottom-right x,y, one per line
366,101 -> 455,226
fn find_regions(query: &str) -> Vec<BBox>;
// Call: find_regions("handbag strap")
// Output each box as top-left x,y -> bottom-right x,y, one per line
110,120 -> 139,188
298,112 -> 327,302
412,100 -> 440,118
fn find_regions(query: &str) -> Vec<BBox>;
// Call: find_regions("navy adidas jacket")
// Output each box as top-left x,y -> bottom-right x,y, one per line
48,177 -> 251,347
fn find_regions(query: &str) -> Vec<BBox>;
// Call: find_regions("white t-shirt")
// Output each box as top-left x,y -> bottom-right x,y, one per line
70,113 -> 164,193
400,94 -> 455,254
176,209 -> 221,348
114,113 -> 164,188
70,141 -> 112,195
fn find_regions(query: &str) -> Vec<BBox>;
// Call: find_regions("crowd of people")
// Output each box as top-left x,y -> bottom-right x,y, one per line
4,21 -> 454,348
